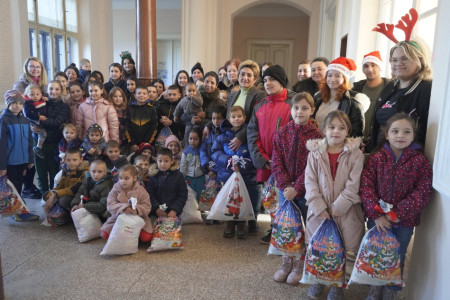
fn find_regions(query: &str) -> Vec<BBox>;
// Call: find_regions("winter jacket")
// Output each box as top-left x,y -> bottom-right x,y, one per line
360,144 -> 433,227
165,135 -> 182,166
198,85 -> 225,126
64,96 -> 86,125
115,107 -> 128,146
247,88 -> 296,182
80,137 -> 106,163
0,109 -> 33,169
13,73 -> 46,95
304,137 -> 365,252
50,160 -> 89,198
104,78 -> 127,95
39,97 -> 69,143
200,123 -> 220,173
180,145 -> 204,178
126,100 -> 158,146
147,163 -> 188,215
211,120 -> 256,184
23,99 -> 46,125
173,94 -> 203,123
79,69 -> 91,84
313,90 -> 369,137
72,173 -> 114,217
58,138 -> 82,161
272,120 -> 322,195
154,98 -> 184,141
103,155 -> 129,172
368,79 -> 432,151
292,77 -> 318,97
75,97 -> 119,142
101,181 -> 153,234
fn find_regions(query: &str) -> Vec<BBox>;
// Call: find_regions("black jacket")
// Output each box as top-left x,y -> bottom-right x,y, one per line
154,98 -> 184,141
292,77 -> 318,97
126,100 -> 158,146
39,98 -> 69,142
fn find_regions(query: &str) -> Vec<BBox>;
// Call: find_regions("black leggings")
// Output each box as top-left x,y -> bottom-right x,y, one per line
7,164 -> 28,194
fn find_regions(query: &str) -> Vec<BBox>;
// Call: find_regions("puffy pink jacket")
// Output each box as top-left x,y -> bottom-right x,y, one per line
75,97 -> 119,142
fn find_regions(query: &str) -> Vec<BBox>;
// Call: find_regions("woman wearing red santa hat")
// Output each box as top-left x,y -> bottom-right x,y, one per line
313,57 -> 370,137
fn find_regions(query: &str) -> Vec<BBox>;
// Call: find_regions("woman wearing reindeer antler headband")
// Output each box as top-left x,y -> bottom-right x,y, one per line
368,8 -> 433,152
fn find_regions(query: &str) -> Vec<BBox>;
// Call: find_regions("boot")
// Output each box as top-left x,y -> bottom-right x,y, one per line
286,257 -> 304,285
273,256 -> 293,282
327,286 -> 344,300
365,285 -> 383,300
236,221 -> 247,239
382,287 -> 398,300
248,219 -> 260,235
223,221 -> 236,238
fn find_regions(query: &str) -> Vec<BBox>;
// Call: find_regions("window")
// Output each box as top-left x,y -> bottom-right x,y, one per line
28,0 -> 79,79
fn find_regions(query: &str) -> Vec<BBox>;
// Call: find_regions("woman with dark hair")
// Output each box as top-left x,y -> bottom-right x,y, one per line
104,63 -> 127,94
174,70 -> 190,96
194,71 -> 224,127
120,51 -> 137,77
152,78 -> 166,100
191,62 -> 204,83
294,57 -> 329,97
64,63 -> 80,84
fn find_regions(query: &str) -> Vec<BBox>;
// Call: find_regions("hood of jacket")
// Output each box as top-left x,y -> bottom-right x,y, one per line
84,97 -> 110,106
149,162 -> 180,176
306,137 -> 362,153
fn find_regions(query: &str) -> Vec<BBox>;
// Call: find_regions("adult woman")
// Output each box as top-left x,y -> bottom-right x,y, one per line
294,57 -> 329,96
191,62 -> 204,83
221,58 -> 241,93
218,67 -> 226,83
64,63 -> 80,84
369,40 -> 432,151
152,78 -> 166,100
120,52 -> 136,77
313,57 -> 369,137
195,71 -> 224,126
174,70 -> 190,96
13,57 -> 48,199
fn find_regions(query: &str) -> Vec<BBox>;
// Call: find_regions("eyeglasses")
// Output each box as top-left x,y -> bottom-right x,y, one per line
28,65 -> 42,69
390,56 -> 410,64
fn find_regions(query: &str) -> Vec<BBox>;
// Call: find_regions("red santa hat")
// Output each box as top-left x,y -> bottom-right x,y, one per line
326,57 -> 357,80
362,51 -> 383,69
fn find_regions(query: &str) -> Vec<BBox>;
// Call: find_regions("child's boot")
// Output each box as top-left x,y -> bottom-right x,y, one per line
236,221 -> 246,239
101,230 -> 110,240
307,284 -> 324,299
286,257 -> 304,285
139,230 -> 153,242
223,221 -> 236,238
248,219 -> 259,235
273,255 -> 293,282
365,285 -> 383,300
327,286 -> 344,300
382,287 -> 398,300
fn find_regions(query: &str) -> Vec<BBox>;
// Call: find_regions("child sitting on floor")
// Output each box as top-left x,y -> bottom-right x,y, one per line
80,123 -> 106,163
103,140 -> 129,178
134,154 -> 151,187
165,135 -> 183,167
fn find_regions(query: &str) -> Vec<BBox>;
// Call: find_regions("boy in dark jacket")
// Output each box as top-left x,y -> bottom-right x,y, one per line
154,85 -> 184,141
147,148 -> 187,217
0,90 -> 39,222
102,140 -> 129,179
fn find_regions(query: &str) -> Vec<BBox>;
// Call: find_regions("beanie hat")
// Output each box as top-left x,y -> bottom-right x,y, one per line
4,90 -> 24,108
86,123 -> 103,137
362,51 -> 383,70
262,65 -> 289,87
165,135 -> 182,148
191,62 -> 204,75
326,57 -> 357,80
137,142 -> 154,155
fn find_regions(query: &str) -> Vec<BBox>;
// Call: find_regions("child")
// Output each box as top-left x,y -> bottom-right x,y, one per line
71,160 -> 113,220
211,106 -> 258,239
43,148 -> 89,212
165,135 -> 183,167
147,85 -> 158,104
67,82 -> 86,124
79,58 -> 91,83
155,85 -> 184,141
304,111 -> 365,300
134,154 -> 151,186
173,82 -> 204,147
0,90 -> 39,222
58,123 -> 82,165
103,140 -> 129,177
200,105 -> 226,179
148,148 -> 187,217
271,92 -> 322,285
109,87 -> 129,154
81,124 -> 106,163
75,81 -> 119,141
54,72 -> 70,101
23,84 -> 47,158
360,113 -> 432,300
180,127 -> 204,201
100,165 -> 153,241
129,142 -> 154,165
104,62 -> 127,94
126,86 -> 158,153
219,90 -> 229,104
126,76 -> 138,104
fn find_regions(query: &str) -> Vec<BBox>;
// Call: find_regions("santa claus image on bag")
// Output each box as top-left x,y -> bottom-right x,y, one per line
224,176 -> 243,219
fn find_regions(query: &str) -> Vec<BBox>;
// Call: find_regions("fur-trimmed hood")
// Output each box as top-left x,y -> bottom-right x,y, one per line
306,137 -> 362,153
149,162 -> 180,176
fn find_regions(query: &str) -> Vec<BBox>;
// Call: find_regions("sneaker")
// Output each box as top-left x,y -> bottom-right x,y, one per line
286,258 -> 304,285
307,284 -> 324,300
21,186 -> 42,199
33,146 -> 45,159
223,221 -> 236,238
236,221 -> 247,239
12,213 -> 39,222
327,286 -> 344,300
273,256 -> 293,282
366,285 -> 383,300
248,220 -> 260,235
260,229 -> 272,244
205,219 -> 214,225
382,287 -> 398,300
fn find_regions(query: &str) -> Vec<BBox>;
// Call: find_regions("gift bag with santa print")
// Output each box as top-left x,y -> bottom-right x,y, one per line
260,175 -> 279,218
348,227 -> 404,287
155,127 -> 173,151
148,216 -> 184,252
198,179 -> 221,211
268,200 -> 305,258
301,218 -> 346,287
0,178 -> 29,216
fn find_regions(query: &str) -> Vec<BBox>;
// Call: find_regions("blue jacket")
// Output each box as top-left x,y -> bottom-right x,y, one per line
199,123 -> 221,173
211,120 -> 256,184
38,98 -> 69,143
0,109 -> 33,169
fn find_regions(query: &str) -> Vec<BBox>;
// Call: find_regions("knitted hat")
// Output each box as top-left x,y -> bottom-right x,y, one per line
87,123 -> 103,136
262,65 -> 289,87
326,57 -> 357,80
362,51 -> 383,69
4,90 -> 24,108
137,142 -> 154,155
165,135 -> 182,148
191,62 -> 204,75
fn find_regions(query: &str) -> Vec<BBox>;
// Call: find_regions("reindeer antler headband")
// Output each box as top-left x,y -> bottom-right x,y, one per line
372,8 -> 419,48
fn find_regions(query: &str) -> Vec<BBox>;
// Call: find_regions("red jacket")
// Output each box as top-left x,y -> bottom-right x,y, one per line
272,120 -> 322,194
360,144 -> 433,227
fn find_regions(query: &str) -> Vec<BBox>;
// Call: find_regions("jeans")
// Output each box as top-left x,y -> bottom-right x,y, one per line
367,219 -> 414,291
278,190 -> 308,225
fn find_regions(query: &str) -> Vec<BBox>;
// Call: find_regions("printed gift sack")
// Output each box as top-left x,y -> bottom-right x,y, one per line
45,202 -> 69,226
198,179 -> 221,211
261,175 -> 279,218
180,185 -> 203,224
348,227 -> 404,287
100,214 -> 145,255
148,217 -> 184,252
155,127 -> 173,150
301,218 -> 346,287
268,200 -> 304,257
0,179 -> 29,216
206,171 -> 255,221
71,208 -> 102,242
